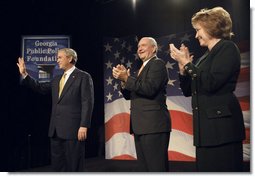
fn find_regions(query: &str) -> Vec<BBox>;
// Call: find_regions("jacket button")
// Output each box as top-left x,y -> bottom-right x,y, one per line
193,74 -> 197,77
188,69 -> 192,73
216,110 -> 222,115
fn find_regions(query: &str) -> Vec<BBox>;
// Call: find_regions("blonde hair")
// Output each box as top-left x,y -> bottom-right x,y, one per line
191,7 -> 234,39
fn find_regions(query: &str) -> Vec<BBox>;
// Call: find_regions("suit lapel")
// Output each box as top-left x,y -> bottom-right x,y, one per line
58,69 -> 78,102
195,51 -> 209,67
136,57 -> 156,78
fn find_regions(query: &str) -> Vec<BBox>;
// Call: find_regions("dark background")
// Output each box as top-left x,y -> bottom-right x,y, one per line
0,0 -> 250,171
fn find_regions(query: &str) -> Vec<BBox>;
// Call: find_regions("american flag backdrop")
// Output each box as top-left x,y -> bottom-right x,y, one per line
103,32 -> 250,161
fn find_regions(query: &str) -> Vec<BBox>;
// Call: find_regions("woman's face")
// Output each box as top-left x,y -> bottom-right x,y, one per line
194,23 -> 212,48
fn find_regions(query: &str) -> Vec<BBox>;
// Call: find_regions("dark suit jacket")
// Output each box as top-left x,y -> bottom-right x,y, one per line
179,39 -> 245,146
22,68 -> 94,140
121,57 -> 171,135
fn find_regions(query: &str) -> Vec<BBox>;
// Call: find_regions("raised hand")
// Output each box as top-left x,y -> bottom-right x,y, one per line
180,44 -> 194,63
112,64 -> 129,82
120,64 -> 130,77
16,57 -> 28,77
169,44 -> 193,66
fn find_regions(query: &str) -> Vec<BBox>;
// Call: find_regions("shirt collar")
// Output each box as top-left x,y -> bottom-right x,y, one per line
143,55 -> 156,66
64,65 -> 76,76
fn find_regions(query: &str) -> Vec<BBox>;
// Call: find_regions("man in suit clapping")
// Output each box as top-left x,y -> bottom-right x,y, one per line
112,37 -> 171,172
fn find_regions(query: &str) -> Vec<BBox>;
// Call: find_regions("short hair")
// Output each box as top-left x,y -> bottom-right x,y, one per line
191,7 -> 234,39
58,48 -> 78,64
144,37 -> 158,53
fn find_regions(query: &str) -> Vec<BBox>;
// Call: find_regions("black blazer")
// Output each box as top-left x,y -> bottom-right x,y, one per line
22,68 -> 94,140
121,57 -> 171,135
179,39 -> 245,146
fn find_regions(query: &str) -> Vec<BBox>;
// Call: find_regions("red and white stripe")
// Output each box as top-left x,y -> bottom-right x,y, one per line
105,51 -> 250,162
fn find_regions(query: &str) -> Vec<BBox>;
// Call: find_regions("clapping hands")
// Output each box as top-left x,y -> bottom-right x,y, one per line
169,43 -> 193,66
169,44 -> 194,75
112,64 -> 130,82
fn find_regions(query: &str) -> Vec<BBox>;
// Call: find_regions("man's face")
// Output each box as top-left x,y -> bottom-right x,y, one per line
137,38 -> 156,62
57,51 -> 71,70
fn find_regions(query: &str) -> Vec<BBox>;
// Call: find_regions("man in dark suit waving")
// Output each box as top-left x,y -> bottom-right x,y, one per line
17,48 -> 94,172
112,37 -> 171,172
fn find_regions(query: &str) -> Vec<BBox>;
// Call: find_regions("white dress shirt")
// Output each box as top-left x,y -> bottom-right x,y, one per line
62,66 -> 76,85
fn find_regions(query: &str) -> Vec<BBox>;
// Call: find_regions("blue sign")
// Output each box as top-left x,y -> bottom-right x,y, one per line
22,36 -> 70,82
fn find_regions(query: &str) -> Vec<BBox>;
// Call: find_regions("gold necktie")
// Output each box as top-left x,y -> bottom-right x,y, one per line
59,73 -> 66,97
138,64 -> 144,76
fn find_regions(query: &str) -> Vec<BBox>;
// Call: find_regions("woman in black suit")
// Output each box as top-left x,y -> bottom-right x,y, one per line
169,7 -> 245,172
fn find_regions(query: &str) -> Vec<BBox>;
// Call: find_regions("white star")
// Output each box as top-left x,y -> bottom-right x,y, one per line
104,43 -> 112,52
167,34 -> 176,41
114,38 -> 120,42
165,49 -> 170,56
133,53 -> 139,60
126,60 -> 132,68
105,60 -> 113,69
106,76 -> 113,85
157,44 -> 163,52
135,36 -> 139,43
106,92 -> 113,101
180,33 -> 192,43
121,41 -> 126,48
113,82 -> 118,91
118,91 -> 123,97
168,79 -> 176,86
120,57 -> 125,64
114,51 -> 120,59
166,61 -> 175,70
127,45 -> 132,52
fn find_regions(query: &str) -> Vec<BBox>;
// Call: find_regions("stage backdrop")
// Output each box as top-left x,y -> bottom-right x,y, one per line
22,35 -> 70,82
103,32 -> 250,162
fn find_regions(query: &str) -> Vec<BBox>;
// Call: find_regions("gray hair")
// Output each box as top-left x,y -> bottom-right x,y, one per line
145,37 -> 158,53
58,48 -> 78,64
